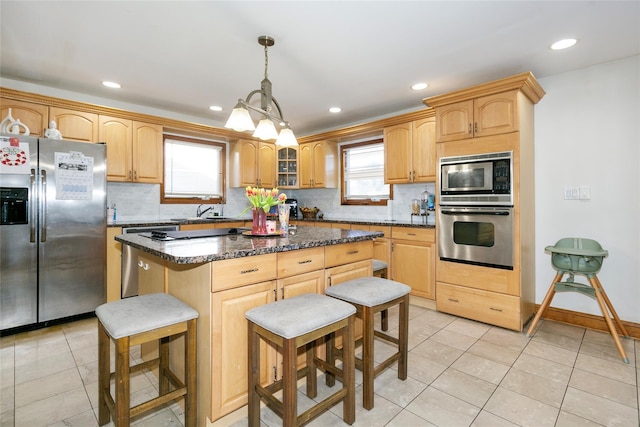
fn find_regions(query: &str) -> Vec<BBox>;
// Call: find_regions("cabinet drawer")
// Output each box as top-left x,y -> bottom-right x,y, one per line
211,254 -> 277,292
436,259 -> 518,296
436,282 -> 521,330
370,225 -> 391,238
391,227 -> 435,242
277,247 -> 325,278
325,241 -> 373,268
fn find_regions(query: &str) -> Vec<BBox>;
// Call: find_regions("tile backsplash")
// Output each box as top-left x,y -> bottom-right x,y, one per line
107,181 -> 436,224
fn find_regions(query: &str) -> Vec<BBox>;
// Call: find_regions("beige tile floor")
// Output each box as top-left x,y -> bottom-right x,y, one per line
1,305 -> 638,427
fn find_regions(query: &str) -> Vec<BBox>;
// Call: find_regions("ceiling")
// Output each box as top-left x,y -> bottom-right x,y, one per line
1,1 -> 639,137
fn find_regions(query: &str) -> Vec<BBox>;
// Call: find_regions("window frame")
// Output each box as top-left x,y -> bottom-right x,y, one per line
161,135 -> 226,205
340,138 -> 392,206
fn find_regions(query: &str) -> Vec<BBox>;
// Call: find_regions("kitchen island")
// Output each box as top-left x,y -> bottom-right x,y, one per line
115,226 -> 382,426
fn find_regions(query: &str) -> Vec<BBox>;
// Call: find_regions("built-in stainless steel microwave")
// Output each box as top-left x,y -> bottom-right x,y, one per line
439,151 -> 513,206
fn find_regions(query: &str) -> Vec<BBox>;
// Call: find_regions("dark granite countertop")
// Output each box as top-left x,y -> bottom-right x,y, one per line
115,226 -> 383,264
108,217 -> 435,229
295,217 -> 435,228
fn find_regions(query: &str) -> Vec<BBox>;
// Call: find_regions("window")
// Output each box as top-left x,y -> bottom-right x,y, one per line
162,135 -> 226,204
341,139 -> 391,205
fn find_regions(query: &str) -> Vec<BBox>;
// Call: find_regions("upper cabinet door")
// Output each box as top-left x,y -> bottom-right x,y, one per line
435,91 -> 518,142
0,98 -> 48,137
473,91 -> 518,138
49,107 -> 98,143
383,123 -> 412,184
99,116 -> 132,182
299,143 -> 313,188
132,122 -> 163,183
412,117 -> 436,182
258,142 -> 276,188
435,100 -> 473,142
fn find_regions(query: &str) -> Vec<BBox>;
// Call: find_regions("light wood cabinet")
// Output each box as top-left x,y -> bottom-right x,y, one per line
352,224 -> 391,276
211,280 -> 276,419
384,117 -> 436,184
277,146 -> 298,188
435,91 -> 518,142
299,140 -> 337,188
130,237 -> 378,425
425,72 -> 545,331
105,227 -> 122,302
391,227 -> 435,300
49,107 -> 98,142
99,116 -> 132,181
229,139 -> 276,188
436,282 -> 520,330
98,117 -> 163,183
0,98 -> 48,137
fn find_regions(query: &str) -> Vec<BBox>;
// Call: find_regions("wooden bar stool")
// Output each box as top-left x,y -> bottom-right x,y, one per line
527,238 -> 630,363
96,293 -> 199,426
325,277 -> 410,410
245,293 -> 356,427
372,259 -> 389,331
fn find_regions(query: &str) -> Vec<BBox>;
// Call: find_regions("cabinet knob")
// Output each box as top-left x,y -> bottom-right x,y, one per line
468,123 -> 472,134
474,122 -> 478,134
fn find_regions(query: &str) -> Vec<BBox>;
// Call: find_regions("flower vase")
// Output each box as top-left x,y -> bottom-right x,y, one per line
252,208 -> 268,235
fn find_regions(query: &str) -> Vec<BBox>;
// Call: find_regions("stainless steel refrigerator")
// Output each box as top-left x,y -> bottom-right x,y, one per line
0,134 -> 106,331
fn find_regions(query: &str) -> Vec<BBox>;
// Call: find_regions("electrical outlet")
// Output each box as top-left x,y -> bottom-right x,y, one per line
579,185 -> 591,200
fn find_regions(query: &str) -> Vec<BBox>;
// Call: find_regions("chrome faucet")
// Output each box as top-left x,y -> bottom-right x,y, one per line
196,204 -> 213,218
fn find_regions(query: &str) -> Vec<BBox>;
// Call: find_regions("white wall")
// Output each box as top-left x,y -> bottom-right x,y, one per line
534,55 -> 640,323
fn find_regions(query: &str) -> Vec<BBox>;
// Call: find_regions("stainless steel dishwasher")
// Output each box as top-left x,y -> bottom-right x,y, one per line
121,225 -> 179,298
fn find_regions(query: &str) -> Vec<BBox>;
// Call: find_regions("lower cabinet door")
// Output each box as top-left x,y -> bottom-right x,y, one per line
211,280 -> 276,420
391,239 -> 435,299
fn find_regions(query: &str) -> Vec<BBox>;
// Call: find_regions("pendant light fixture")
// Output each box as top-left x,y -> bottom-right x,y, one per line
224,36 -> 298,147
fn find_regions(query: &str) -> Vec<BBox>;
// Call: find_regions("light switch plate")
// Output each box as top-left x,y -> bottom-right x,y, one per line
564,186 -> 579,200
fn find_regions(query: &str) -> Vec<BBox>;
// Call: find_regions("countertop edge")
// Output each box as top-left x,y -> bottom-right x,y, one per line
115,229 -> 384,264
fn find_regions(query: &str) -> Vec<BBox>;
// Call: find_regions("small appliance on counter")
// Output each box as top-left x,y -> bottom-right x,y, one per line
285,198 -> 298,219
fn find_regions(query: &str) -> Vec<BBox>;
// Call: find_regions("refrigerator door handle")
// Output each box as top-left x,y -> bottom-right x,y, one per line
30,168 -> 37,242
40,169 -> 47,242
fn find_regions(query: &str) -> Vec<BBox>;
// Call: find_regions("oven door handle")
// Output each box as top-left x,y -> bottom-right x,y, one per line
440,209 -> 510,216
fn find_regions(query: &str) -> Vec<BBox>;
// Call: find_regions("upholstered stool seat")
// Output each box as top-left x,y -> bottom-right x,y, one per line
372,259 -> 388,276
325,277 -> 410,410
96,293 -> 199,426
245,293 -> 356,426
527,238 -> 630,363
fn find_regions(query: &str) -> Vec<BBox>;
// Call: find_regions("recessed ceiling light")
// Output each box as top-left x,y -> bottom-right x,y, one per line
411,83 -> 428,91
329,107 -> 342,113
209,105 -> 223,112
102,81 -> 121,89
550,38 -> 577,50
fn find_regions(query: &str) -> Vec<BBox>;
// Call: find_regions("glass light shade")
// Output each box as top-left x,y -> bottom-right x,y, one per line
253,118 -> 279,140
275,127 -> 298,146
224,106 -> 255,131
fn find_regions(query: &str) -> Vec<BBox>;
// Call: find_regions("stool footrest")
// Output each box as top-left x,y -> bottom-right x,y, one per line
130,387 -> 187,418
554,281 -> 596,298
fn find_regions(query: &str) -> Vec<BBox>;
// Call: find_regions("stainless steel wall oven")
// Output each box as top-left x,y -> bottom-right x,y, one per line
438,151 -> 515,270
438,206 -> 514,269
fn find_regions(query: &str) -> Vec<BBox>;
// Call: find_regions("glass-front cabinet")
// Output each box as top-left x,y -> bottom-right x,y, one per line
277,147 -> 298,188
